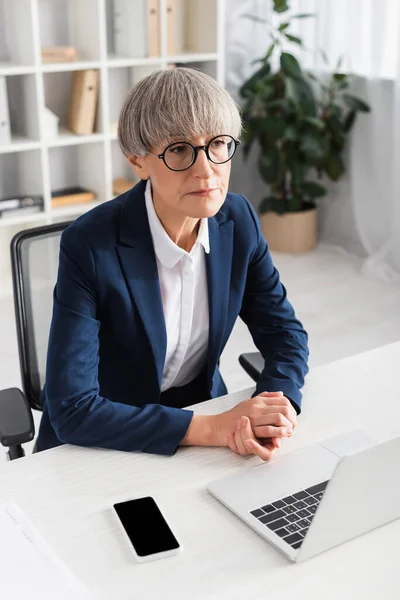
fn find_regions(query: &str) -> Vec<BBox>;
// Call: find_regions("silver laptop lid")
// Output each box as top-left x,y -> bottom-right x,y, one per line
297,435 -> 400,562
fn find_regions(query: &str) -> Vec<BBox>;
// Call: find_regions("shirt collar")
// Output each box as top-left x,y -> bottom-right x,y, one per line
144,179 -> 210,268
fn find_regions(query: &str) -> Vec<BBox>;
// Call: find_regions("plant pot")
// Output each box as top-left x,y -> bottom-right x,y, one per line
260,206 -> 317,253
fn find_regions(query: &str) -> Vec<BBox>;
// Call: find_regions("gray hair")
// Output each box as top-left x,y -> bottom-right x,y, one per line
118,67 -> 242,156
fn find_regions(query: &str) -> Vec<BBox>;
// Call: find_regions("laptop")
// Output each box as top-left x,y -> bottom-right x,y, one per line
208,430 -> 400,562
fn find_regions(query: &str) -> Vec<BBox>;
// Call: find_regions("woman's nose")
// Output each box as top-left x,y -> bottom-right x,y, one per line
191,148 -> 214,177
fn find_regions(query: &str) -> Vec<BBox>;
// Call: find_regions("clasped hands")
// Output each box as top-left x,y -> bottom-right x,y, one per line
224,391 -> 297,461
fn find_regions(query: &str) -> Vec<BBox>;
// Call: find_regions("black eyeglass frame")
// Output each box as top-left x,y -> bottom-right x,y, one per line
149,134 -> 241,171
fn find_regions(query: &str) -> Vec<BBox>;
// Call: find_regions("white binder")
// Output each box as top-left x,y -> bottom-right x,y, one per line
113,0 -> 148,58
0,75 -> 11,145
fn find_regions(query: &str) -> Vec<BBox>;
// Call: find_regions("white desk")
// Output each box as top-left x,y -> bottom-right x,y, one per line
1,342 -> 400,599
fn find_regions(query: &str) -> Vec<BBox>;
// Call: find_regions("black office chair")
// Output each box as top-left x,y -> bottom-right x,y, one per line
238,352 -> 263,383
0,222 -> 71,460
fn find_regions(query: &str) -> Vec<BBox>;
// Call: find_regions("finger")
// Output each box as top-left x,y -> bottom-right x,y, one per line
251,408 -> 296,430
256,395 -> 292,407
238,416 -> 258,455
234,418 -> 249,455
253,424 -> 292,439
271,436 -> 281,449
251,411 -> 294,430
244,438 -> 276,462
258,391 -> 284,397
227,432 -> 239,454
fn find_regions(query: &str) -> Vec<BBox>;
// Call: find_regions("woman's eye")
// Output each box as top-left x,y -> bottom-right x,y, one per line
211,139 -> 225,148
170,145 -> 186,154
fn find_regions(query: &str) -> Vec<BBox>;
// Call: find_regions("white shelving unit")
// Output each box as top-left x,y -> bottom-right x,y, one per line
0,0 -> 225,291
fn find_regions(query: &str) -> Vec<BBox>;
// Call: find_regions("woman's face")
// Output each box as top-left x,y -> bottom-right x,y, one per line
129,135 -> 232,220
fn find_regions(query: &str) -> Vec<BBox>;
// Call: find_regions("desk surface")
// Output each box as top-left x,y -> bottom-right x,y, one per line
1,342 -> 400,600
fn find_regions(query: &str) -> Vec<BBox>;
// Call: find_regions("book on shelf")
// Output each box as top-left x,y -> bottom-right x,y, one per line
51,186 -> 96,208
112,0 -> 160,58
147,0 -> 161,57
67,70 -> 99,136
0,75 -> 11,145
0,195 -> 43,219
41,46 -> 77,63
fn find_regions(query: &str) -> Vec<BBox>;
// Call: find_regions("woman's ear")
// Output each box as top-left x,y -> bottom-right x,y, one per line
127,155 -> 149,180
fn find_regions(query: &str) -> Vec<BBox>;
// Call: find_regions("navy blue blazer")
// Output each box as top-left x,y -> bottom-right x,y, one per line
38,180 -> 309,455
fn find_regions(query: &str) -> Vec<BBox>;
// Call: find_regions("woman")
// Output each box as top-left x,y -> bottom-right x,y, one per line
37,68 -> 309,461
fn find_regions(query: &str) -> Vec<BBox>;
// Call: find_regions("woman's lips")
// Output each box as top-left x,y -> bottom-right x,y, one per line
189,188 -> 218,197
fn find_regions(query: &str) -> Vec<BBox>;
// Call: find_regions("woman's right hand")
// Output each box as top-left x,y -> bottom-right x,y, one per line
213,391 -> 295,448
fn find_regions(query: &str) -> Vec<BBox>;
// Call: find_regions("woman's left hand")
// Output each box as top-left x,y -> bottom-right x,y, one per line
227,415 -> 282,461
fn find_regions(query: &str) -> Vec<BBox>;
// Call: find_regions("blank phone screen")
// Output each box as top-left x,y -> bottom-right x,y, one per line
113,496 -> 180,557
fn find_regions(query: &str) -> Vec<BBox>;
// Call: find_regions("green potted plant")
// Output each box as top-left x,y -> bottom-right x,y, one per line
239,0 -> 371,252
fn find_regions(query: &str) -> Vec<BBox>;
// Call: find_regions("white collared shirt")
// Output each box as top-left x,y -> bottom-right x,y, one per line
145,179 -> 210,392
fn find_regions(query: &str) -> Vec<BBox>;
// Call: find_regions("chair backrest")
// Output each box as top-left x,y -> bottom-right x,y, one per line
10,222 -> 71,411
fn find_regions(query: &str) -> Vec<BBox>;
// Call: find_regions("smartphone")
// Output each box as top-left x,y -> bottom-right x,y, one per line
112,496 -> 181,562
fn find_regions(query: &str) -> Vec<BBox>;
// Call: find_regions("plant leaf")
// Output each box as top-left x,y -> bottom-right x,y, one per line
279,22 -> 290,32
280,52 -> 302,78
284,33 -> 303,45
273,0 -> 289,14
290,13 -> 316,19
323,154 -> 344,181
343,109 -> 357,132
265,42 -> 276,61
300,134 -> 327,162
259,195 -> 284,214
286,76 -> 317,117
258,147 -> 282,184
302,116 -> 325,129
239,63 -> 271,98
342,94 -> 371,112
301,181 -> 327,197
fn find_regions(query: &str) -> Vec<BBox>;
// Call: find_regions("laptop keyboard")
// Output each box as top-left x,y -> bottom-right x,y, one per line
250,480 -> 329,550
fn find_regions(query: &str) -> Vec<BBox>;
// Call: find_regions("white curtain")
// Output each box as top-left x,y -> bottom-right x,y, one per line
226,0 -> 400,282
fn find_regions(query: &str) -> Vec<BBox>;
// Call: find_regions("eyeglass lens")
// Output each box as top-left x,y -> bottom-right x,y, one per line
164,135 -> 236,170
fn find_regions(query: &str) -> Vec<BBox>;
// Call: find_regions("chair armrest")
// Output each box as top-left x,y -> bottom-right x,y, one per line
238,352 -> 264,382
0,388 -> 35,448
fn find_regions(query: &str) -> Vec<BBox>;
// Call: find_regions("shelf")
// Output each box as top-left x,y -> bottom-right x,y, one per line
106,56 -> 163,68
46,129 -> 106,148
49,199 -> 106,220
0,137 -> 41,154
167,53 -> 219,64
41,61 -> 102,73
0,63 -> 36,76
0,210 -> 47,229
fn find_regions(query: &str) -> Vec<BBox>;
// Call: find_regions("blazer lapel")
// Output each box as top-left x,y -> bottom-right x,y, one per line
116,182 -> 167,388
206,218 -> 234,385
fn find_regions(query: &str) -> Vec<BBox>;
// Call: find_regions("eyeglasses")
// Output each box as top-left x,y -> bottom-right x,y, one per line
149,135 -> 240,172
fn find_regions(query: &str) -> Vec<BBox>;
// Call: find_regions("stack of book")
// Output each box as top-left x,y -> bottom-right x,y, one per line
51,186 -> 96,209
41,46 -> 77,63
0,195 -> 43,219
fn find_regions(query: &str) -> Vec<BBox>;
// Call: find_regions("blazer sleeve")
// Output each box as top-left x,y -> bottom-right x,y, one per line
44,224 -> 193,455
239,197 -> 309,413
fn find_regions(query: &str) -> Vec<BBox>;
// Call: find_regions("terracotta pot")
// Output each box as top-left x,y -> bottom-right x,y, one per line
260,206 -> 317,253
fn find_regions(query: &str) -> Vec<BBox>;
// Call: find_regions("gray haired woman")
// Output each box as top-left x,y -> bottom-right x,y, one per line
38,67 -> 309,460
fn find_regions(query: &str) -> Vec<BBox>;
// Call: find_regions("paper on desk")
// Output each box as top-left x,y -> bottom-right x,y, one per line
0,502 -> 92,599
